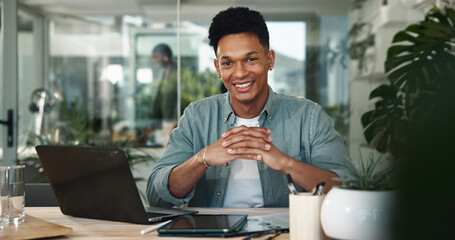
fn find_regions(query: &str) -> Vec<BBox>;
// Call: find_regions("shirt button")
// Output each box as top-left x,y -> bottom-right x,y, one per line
268,116 -> 272,120
224,117 -> 227,121
216,192 -> 221,196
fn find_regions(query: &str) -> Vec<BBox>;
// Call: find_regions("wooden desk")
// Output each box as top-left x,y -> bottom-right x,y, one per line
22,207 -> 290,239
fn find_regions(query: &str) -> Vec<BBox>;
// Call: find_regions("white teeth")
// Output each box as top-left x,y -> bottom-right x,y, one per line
235,82 -> 253,88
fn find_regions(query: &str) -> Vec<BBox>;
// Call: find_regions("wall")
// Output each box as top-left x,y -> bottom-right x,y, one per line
348,0 -> 425,163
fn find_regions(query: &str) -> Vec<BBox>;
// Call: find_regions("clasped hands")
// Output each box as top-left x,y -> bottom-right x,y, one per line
203,126 -> 290,171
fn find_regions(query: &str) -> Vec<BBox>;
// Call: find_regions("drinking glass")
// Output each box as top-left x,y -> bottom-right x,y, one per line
0,166 -> 9,226
9,165 -> 25,223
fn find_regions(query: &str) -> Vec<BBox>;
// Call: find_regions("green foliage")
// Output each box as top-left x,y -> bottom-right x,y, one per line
24,96 -> 156,183
361,85 -> 407,154
342,154 -> 394,191
348,22 -> 375,72
385,7 -> 455,93
350,0 -> 369,10
26,97 -> 92,146
361,6 -> 455,156
137,68 -> 220,120
324,104 -> 349,144
181,68 -> 221,110
57,97 -> 92,145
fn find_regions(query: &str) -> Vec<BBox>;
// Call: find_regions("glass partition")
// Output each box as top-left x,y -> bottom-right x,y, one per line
14,9 -> 47,181
43,16 -> 136,146
135,22 -> 221,147
41,15 -> 223,149
134,30 -> 179,147
40,16 -> 182,148
0,0 -> 3,160
268,21 -> 306,97
17,9 -> 43,154
34,11 -> 350,148
320,15 -> 349,144
13,3 -> 350,184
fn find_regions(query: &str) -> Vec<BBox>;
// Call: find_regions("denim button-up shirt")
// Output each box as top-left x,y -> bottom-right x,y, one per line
146,86 -> 350,208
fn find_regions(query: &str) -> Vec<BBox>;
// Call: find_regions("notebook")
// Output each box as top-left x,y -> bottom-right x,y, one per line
35,145 -> 197,224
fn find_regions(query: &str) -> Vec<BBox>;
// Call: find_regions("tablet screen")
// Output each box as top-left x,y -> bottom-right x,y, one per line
158,214 -> 247,233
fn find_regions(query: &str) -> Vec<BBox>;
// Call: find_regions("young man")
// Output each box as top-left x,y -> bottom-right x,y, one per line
147,7 -> 349,208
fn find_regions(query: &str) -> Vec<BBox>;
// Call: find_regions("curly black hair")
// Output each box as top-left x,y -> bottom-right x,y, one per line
208,7 -> 270,54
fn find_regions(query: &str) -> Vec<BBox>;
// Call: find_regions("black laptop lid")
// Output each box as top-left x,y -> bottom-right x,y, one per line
35,145 -> 151,224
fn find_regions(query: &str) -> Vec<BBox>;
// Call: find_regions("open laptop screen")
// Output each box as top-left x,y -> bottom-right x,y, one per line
35,145 -> 196,224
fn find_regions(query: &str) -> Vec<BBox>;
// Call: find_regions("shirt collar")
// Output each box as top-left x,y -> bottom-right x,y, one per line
223,93 -> 236,125
223,85 -> 276,124
262,86 -> 276,123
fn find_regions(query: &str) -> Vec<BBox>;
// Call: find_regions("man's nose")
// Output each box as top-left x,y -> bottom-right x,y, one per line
233,63 -> 248,78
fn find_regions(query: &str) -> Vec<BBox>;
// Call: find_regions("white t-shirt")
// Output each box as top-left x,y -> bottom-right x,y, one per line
223,116 -> 264,208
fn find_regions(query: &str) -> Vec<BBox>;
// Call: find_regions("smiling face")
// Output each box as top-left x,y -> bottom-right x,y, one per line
214,32 -> 275,118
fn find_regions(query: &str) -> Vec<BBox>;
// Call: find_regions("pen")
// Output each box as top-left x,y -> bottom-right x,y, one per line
313,181 -> 326,196
140,219 -> 172,235
286,174 -> 298,195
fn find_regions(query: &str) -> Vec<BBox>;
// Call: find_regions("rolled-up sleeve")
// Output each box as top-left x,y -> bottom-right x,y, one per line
308,104 -> 350,181
147,163 -> 195,207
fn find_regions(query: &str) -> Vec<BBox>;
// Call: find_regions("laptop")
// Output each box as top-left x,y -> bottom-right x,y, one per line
35,145 -> 197,224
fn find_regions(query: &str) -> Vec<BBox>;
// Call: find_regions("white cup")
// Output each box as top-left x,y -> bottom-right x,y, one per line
8,165 -> 25,224
0,166 -> 9,226
289,192 -> 327,240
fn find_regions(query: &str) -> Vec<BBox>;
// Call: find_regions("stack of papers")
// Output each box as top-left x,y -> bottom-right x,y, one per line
238,212 -> 289,234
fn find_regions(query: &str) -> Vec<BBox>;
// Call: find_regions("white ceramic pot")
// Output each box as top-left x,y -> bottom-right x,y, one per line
320,187 -> 396,240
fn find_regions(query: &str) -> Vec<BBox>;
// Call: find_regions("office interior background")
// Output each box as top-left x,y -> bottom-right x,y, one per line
0,0 -> 445,187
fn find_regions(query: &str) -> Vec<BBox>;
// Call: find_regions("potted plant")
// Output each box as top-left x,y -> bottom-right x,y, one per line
361,6 -> 455,157
321,6 -> 455,240
320,154 -> 396,240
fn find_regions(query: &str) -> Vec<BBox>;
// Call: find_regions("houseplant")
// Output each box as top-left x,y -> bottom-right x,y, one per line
320,154 -> 396,240
361,6 -> 455,157
21,97 -> 156,183
322,5 -> 455,240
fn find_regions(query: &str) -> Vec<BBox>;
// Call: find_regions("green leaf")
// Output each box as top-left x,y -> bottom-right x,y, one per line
365,115 -> 387,144
361,111 -> 374,128
367,153 -> 384,177
385,54 -> 414,73
376,126 -> 390,153
369,84 -> 396,100
387,63 -> 412,85
374,100 -> 387,111
414,35 -> 440,44
392,31 -> 415,43
363,6 -> 455,157
446,8 -> 455,26
406,24 -> 425,34
420,21 -> 453,36
430,7 -> 451,25
386,45 -> 412,59
363,120 -> 379,144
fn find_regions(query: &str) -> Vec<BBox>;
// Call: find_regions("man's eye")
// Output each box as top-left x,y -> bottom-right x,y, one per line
247,58 -> 258,62
222,61 -> 232,66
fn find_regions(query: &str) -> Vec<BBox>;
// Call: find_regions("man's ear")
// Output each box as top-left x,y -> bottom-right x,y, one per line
213,59 -> 221,78
267,50 -> 276,70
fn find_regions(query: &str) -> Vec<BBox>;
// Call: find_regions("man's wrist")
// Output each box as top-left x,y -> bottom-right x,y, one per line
191,148 -> 209,169
280,156 -> 297,174
202,147 -> 209,168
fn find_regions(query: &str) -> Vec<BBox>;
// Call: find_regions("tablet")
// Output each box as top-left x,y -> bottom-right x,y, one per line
158,214 -> 248,236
